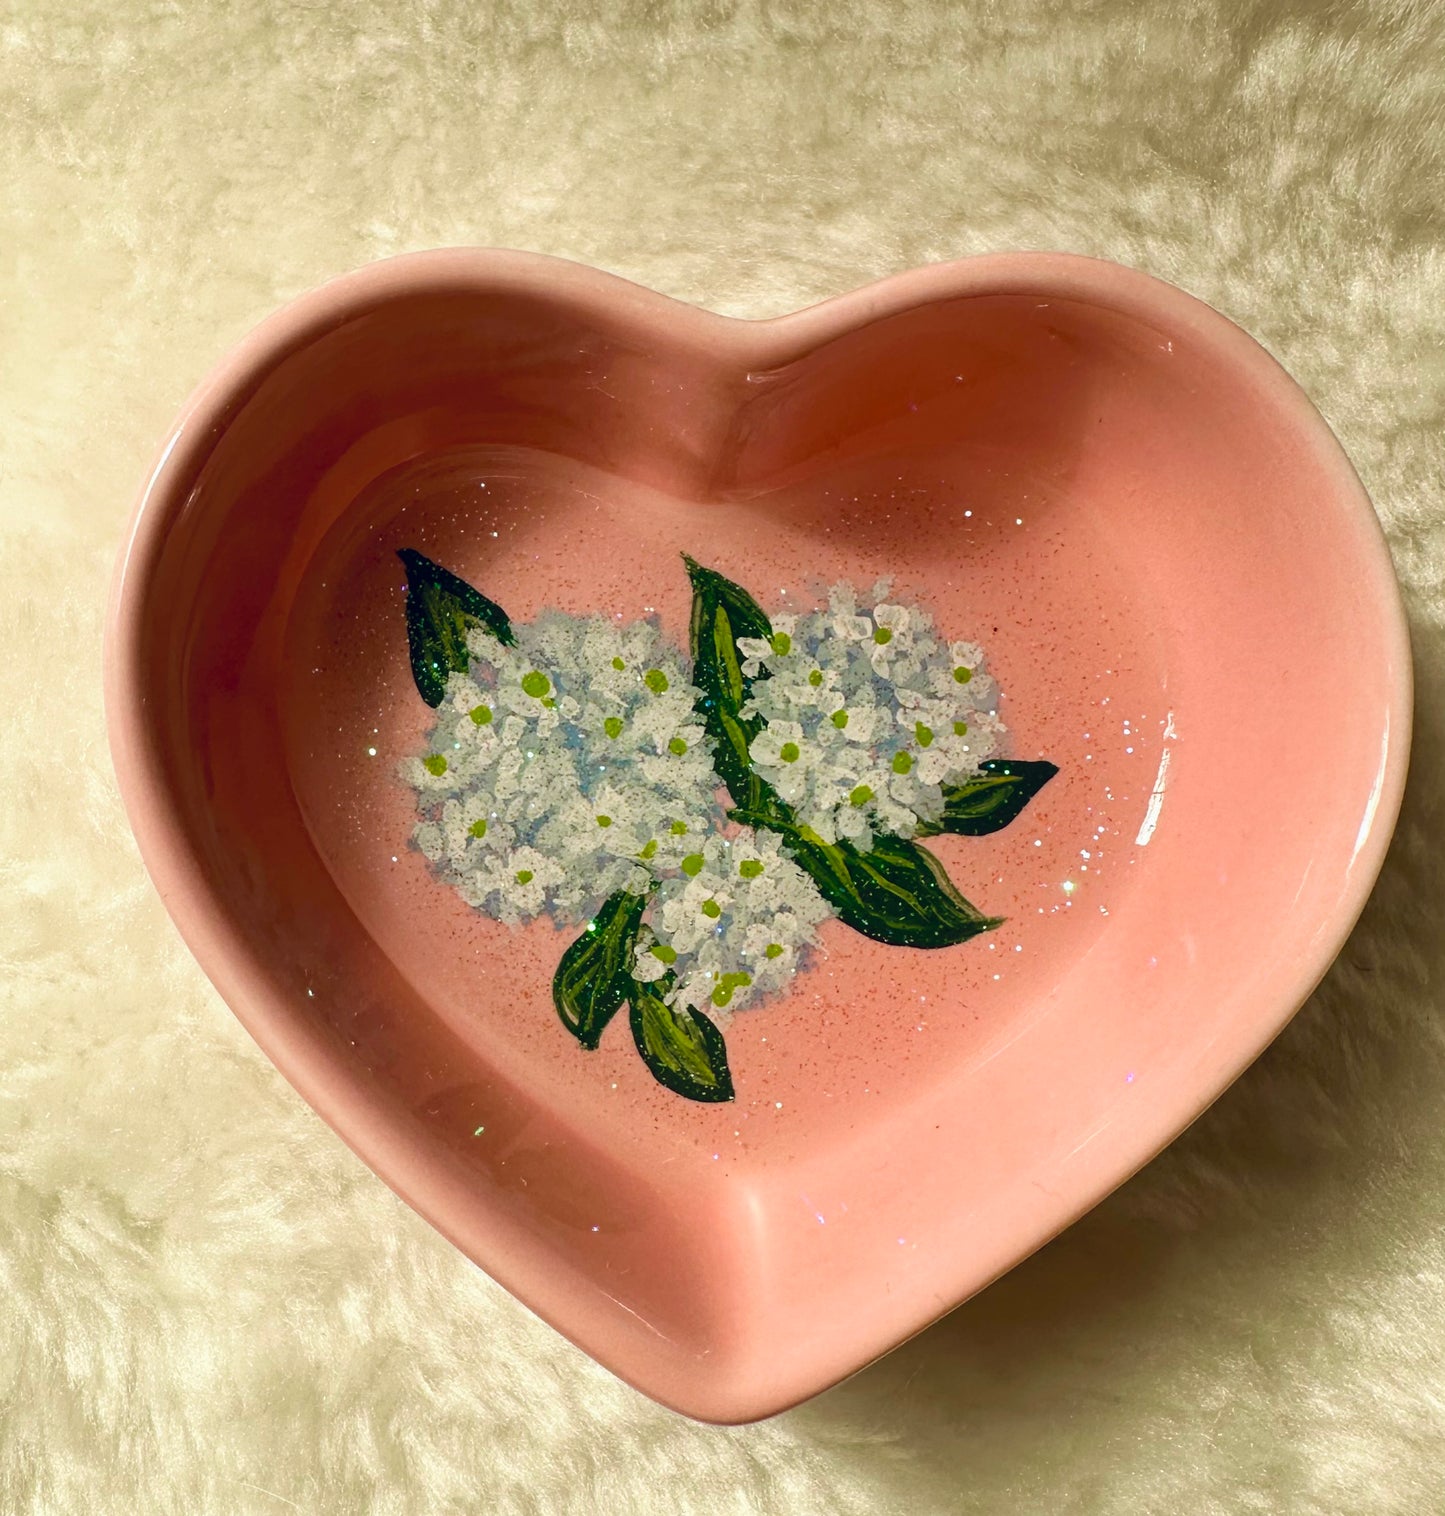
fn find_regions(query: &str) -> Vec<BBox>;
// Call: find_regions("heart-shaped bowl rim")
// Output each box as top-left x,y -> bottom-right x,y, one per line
105,249 -> 1412,1421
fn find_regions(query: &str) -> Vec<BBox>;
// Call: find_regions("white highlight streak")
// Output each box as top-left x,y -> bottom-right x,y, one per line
1134,711 -> 1177,847
1351,708 -> 1391,867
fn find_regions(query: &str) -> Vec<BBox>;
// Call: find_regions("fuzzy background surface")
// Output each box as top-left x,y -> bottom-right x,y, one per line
3,1 -> 1444,1511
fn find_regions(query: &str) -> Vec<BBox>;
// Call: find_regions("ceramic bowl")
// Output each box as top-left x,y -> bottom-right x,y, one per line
105,250 -> 1410,1422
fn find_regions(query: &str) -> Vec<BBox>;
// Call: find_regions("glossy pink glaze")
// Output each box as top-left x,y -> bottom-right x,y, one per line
104,251 -> 1411,1422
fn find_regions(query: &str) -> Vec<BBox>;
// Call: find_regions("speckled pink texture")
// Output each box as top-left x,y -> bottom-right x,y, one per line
106,250 -> 1409,1421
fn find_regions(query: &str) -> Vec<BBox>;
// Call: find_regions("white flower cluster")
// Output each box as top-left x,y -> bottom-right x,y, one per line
736,580 -> 1005,849
631,828 -> 832,1014
401,612 -> 830,1015
403,581 -> 1006,1018
403,612 -> 715,920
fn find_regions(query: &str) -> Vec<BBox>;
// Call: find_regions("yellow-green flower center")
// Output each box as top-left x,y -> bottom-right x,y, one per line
711,970 -> 753,1007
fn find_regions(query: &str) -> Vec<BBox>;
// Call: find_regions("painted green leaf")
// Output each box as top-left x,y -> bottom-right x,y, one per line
915,758 -> 1060,838
682,555 -> 774,811
398,548 -> 514,707
628,976 -> 734,1102
553,890 -> 649,1049
744,816 -> 1002,949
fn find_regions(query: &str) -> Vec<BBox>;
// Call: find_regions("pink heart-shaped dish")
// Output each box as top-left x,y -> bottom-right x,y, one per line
105,250 -> 1410,1421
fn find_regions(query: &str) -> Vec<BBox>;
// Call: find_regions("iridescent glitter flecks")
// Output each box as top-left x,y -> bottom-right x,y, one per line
398,550 -> 1057,1101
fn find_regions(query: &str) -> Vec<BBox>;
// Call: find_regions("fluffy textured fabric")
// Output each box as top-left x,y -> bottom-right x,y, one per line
3,1 -> 1443,1510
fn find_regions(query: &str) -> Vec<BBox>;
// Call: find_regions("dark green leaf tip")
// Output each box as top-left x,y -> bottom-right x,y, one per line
628,977 -> 735,1103
915,757 -> 1060,838
397,549 -> 514,707
552,890 -> 649,1049
776,825 -> 1003,948
683,556 -> 775,811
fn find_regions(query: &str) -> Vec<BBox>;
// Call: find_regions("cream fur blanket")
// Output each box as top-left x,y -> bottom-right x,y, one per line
3,1 -> 1443,1510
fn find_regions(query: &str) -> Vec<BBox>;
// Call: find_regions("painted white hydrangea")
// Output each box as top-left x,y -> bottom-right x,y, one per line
736,580 -> 1005,848
403,579 -> 1012,1024
402,611 -> 720,925
631,828 -> 832,1014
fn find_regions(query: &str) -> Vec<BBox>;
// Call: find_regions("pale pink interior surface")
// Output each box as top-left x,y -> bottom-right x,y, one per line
106,252 -> 1409,1422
